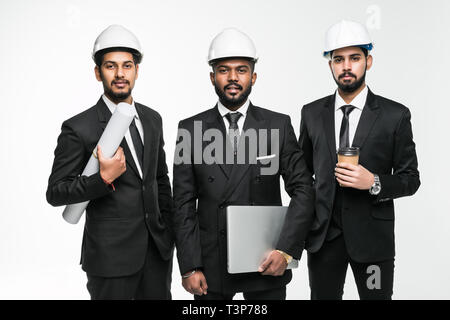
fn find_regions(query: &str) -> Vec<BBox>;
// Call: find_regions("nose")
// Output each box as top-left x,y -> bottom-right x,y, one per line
116,66 -> 125,78
343,57 -> 352,71
228,69 -> 238,82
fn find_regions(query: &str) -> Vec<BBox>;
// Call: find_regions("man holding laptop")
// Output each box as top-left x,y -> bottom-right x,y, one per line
171,28 -> 315,300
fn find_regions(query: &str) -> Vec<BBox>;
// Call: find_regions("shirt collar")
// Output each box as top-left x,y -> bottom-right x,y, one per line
102,94 -> 139,120
335,85 -> 369,111
217,99 -> 250,117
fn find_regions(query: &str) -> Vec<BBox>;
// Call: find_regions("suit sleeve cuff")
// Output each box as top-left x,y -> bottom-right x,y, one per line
375,174 -> 393,202
85,172 -> 115,197
180,264 -> 203,276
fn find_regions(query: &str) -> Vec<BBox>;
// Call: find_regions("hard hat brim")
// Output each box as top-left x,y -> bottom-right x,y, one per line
208,56 -> 258,66
323,43 -> 373,58
92,47 -> 143,64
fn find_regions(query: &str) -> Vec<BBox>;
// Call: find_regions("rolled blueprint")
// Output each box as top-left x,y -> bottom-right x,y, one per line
62,102 -> 135,224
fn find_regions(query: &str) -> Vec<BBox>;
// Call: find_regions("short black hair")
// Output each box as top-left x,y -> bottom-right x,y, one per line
330,47 -> 368,59
94,47 -> 143,67
210,57 -> 256,73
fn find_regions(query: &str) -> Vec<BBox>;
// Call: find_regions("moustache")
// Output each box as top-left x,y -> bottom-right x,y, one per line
112,79 -> 130,85
338,72 -> 357,80
224,83 -> 243,91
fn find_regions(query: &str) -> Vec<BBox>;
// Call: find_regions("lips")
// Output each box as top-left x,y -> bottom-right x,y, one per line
113,81 -> 129,88
339,73 -> 356,80
225,84 -> 242,94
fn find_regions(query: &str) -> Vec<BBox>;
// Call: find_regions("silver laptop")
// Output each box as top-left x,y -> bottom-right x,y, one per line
226,205 -> 299,274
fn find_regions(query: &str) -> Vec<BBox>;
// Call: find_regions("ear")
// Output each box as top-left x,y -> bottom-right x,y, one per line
209,72 -> 215,86
366,55 -> 373,71
251,72 -> 257,86
135,64 -> 139,80
94,66 -> 102,82
328,60 -> 335,77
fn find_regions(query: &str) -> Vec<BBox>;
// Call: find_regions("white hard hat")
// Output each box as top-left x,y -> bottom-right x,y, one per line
92,24 -> 142,60
207,27 -> 258,65
323,20 -> 373,59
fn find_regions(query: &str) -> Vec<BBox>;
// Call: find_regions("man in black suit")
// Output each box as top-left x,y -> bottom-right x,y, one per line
46,25 -> 174,299
172,28 -> 315,300
299,20 -> 420,299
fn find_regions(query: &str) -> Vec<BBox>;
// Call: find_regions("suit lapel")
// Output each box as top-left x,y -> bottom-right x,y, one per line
205,105 -> 232,179
95,97 -> 111,131
352,89 -> 380,149
321,94 -> 338,163
220,103 -> 266,203
95,96 -> 141,179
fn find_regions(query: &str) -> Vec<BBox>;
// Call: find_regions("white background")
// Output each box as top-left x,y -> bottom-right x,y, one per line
1,0 -> 449,299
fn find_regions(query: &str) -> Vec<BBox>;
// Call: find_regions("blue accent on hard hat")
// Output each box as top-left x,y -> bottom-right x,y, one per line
323,43 -> 373,57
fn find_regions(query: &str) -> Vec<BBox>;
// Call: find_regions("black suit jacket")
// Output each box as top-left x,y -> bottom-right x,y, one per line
172,103 -> 315,294
47,97 -> 174,277
299,89 -> 420,262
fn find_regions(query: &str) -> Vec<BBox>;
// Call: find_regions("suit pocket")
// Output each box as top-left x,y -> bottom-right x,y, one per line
85,218 -> 134,243
371,201 -> 395,220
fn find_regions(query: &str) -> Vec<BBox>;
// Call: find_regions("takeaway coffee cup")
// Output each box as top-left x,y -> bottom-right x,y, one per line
337,147 -> 359,165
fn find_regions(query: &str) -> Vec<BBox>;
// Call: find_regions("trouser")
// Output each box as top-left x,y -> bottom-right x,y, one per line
194,286 -> 286,300
308,235 -> 394,300
86,236 -> 172,300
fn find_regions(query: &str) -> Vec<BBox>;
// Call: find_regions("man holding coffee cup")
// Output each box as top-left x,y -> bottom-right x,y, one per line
298,20 -> 420,299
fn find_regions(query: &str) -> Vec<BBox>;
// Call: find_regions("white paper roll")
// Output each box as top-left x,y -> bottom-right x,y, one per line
62,102 -> 135,224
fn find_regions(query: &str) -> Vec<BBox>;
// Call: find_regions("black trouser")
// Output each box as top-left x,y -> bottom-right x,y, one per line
194,287 -> 286,300
308,235 -> 394,300
86,236 -> 172,300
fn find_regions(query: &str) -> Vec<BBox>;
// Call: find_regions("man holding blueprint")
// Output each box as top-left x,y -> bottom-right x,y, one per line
172,28 -> 315,300
46,25 -> 174,299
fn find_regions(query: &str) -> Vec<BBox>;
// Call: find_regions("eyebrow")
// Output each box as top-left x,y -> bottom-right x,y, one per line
333,53 -> 362,59
216,64 -> 250,69
103,60 -> 134,65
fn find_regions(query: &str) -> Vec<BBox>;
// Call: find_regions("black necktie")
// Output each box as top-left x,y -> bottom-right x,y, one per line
339,105 -> 356,148
225,112 -> 242,159
129,118 -> 144,169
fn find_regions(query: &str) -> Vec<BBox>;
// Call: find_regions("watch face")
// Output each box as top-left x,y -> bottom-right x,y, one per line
372,185 -> 381,194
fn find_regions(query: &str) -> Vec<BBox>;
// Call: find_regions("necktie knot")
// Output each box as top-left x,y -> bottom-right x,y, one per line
225,112 -> 242,130
341,105 -> 356,117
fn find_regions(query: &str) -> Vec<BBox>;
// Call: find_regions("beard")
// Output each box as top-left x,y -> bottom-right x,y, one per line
104,85 -> 132,103
100,70 -> 133,103
334,69 -> 366,93
215,82 -> 252,109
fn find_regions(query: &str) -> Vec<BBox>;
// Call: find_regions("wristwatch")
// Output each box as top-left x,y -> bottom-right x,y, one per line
369,174 -> 381,195
276,250 -> 293,264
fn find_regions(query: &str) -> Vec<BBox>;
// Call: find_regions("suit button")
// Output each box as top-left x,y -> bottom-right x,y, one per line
255,175 -> 261,182
142,185 -> 146,191
145,213 -> 149,219
219,205 -> 224,209
208,176 -> 215,182
220,230 -> 226,236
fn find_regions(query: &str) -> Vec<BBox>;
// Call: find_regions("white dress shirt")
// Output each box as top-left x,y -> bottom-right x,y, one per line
102,94 -> 144,178
217,99 -> 250,135
334,85 -> 368,150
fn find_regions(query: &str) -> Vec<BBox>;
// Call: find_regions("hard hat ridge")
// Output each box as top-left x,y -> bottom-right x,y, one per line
92,24 -> 143,62
323,19 -> 373,59
207,27 -> 258,65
